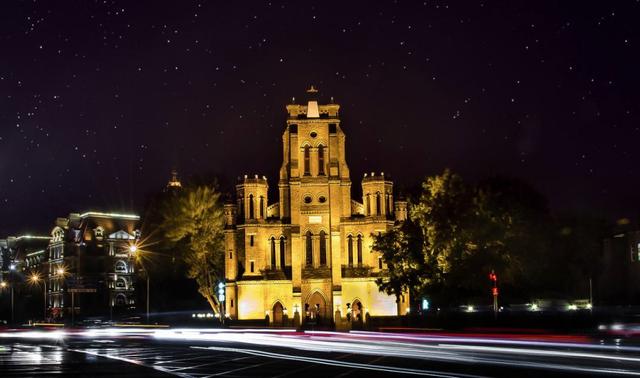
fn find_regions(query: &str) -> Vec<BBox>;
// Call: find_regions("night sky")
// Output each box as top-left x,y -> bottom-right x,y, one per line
1,1 -> 639,236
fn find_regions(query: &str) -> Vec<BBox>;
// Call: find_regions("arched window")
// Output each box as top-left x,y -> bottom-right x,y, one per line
376,192 -> 381,216
238,198 -> 244,219
270,237 -> 276,268
365,194 -> 371,215
115,260 -> 127,273
347,235 -> 354,267
259,196 -> 264,218
319,230 -> 327,266
115,293 -> 127,306
318,145 -> 325,176
303,145 -> 311,176
305,231 -> 313,266
385,194 -> 391,214
249,194 -> 254,219
357,235 -> 363,266
116,277 -> 127,289
279,236 -> 286,268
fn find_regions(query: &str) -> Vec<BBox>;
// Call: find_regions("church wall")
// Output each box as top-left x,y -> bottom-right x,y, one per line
342,278 -> 400,316
237,280 -> 293,320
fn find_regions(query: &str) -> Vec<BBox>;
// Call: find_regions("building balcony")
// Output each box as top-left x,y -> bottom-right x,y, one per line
302,265 -> 331,279
341,264 -> 374,278
260,266 -> 291,280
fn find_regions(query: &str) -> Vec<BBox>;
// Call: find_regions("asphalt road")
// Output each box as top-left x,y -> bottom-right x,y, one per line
1,328 -> 639,377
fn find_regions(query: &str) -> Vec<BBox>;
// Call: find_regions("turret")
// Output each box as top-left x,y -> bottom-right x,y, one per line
394,200 -> 408,222
361,172 -> 394,217
236,175 -> 269,223
224,202 -> 237,228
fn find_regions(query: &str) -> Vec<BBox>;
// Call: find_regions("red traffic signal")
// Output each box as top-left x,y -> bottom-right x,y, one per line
489,272 -> 497,282
492,287 -> 499,296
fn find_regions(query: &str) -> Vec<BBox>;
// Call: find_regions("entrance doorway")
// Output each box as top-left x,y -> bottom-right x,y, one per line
352,299 -> 364,329
272,302 -> 284,326
306,291 -> 328,325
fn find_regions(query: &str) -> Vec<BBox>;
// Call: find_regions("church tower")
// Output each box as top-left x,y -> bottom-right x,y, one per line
225,87 -> 409,327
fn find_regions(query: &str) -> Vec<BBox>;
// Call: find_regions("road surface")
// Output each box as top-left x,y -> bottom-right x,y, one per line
1,328 -> 638,377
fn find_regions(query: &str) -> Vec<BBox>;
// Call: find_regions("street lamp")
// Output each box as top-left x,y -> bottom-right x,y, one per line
29,273 -> 47,321
129,244 -> 149,323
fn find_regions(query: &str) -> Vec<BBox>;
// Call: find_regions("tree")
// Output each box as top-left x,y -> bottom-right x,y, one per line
160,184 -> 226,315
374,170 -> 555,306
374,218 -> 426,305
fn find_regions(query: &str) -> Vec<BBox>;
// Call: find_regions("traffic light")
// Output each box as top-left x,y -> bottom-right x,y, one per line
489,271 -> 497,282
217,282 -> 225,302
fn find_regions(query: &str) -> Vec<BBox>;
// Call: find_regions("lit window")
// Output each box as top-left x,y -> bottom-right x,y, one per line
305,231 -> 313,266
303,145 -> 311,176
319,231 -> 327,266
280,236 -> 286,268
318,145 -> 325,175
270,237 -> 276,268
259,196 -> 264,218
347,235 -> 353,267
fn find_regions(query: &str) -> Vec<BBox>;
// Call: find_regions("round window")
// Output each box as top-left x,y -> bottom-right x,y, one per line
310,131 -> 318,138
304,196 -> 312,204
318,196 -> 327,203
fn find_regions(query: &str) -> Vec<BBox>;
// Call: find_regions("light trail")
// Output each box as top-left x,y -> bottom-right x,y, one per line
2,328 -> 640,376
191,345 -> 484,378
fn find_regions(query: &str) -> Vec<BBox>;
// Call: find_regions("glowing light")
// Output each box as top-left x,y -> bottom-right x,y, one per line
568,304 -> 578,311
57,267 -> 65,276
79,211 -> 140,220
0,282 -> 7,288
129,245 -> 138,253
466,305 -> 474,312
530,303 -> 539,311
586,303 -> 593,310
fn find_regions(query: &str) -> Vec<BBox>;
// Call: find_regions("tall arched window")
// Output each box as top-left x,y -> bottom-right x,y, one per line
270,237 -> 276,268
305,231 -> 313,266
376,192 -> 381,216
385,194 -> 391,214
357,235 -> 363,266
318,145 -> 325,176
319,230 -> 327,266
365,194 -> 371,215
347,235 -> 354,267
249,194 -> 254,219
259,196 -> 264,218
303,145 -> 311,176
279,236 -> 286,268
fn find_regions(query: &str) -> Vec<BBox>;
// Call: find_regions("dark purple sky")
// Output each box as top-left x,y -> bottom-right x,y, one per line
1,1 -> 639,236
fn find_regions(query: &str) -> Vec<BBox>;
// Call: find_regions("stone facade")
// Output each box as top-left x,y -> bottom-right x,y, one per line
224,88 -> 409,326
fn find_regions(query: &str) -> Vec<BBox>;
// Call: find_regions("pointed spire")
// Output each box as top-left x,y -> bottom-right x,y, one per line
167,169 -> 182,188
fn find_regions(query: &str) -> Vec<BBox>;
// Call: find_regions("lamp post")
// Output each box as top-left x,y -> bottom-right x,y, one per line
9,263 -> 16,324
130,244 -> 149,323
0,281 -> 9,324
29,273 -> 47,321
55,267 -> 65,323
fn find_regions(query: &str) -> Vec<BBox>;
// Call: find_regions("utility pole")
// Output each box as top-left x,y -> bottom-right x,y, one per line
146,273 -> 150,323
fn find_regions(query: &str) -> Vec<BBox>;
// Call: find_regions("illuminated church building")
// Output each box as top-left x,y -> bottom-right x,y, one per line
224,87 -> 409,325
